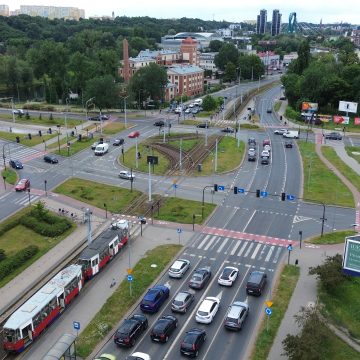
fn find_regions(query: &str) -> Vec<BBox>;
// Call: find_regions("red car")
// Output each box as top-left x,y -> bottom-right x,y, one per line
15,178 -> 30,191
128,131 -> 140,138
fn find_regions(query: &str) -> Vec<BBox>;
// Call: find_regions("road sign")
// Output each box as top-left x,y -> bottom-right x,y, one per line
173,179 -> 177,184
238,188 -> 245,193
265,307 -> 272,316
127,268 -> 133,274
218,185 -> 225,191
260,191 -> 268,197
287,244 -> 293,251
173,184 -> 178,189
287,194 -> 296,200
127,275 -> 133,282
266,301 -> 273,308
177,228 -> 182,234
73,321 -> 80,330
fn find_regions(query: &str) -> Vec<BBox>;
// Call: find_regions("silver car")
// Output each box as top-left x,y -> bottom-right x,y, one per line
171,291 -> 195,313
168,259 -> 190,278
119,171 -> 135,180
224,301 -> 249,331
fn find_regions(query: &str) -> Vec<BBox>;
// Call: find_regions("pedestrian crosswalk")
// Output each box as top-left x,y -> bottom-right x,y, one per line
187,234 -> 284,265
1,141 -> 44,164
0,192 -> 40,206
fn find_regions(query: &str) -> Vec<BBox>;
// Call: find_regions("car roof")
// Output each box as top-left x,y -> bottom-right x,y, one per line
198,297 -> 218,312
174,291 -> 191,302
171,259 -> 188,269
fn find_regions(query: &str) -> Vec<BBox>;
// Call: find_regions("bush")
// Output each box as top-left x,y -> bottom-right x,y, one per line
0,245 -> 39,281
0,219 -> 20,237
20,214 -> 71,237
285,106 -> 301,121
0,249 -> 6,262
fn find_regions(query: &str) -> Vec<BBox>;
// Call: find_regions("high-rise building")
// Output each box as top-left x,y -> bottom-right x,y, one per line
256,9 -> 267,34
18,5 -> 84,20
0,4 -> 9,16
271,9 -> 282,36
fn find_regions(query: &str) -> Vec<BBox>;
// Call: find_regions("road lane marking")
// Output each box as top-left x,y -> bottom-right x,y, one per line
265,246 -> 275,262
244,242 -> 255,257
243,209 -> 257,232
273,247 -> 282,263
238,242 -> 248,257
204,235 -> 217,251
216,237 -> 229,253
197,234 -> 211,249
230,240 -> 242,255
251,243 -> 262,259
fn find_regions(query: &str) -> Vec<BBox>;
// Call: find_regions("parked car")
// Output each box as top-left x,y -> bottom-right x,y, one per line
188,103 -> 195,108
279,96 -> 287,100
44,154 -> 58,164
274,128 -> 287,135
88,114 -> 109,121
285,141 -> 293,148
168,259 -> 190,278
180,328 -> 206,357
154,120 -> 165,127
221,127 -> 235,133
189,267 -> 211,289
140,284 -> 170,313
9,159 -> 23,169
113,138 -> 124,146
91,141 -> 100,150
191,108 -> 199,114
195,296 -> 220,324
114,314 -> 148,347
325,132 -> 342,140
94,354 -> 116,360
15,178 -> 30,191
196,123 -> 209,128
150,315 -> 178,343
128,131 -> 140,138
185,108 -> 191,114
224,301 -> 249,331
218,266 -> 239,286
119,171 -> 135,180
171,290 -> 195,313
126,353 -> 151,360
246,271 -> 267,296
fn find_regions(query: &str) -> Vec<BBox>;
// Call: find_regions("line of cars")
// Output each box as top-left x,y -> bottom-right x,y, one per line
112,258 -> 267,358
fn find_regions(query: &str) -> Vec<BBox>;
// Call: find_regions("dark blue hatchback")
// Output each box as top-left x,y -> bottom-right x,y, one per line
9,160 -> 23,169
140,285 -> 170,313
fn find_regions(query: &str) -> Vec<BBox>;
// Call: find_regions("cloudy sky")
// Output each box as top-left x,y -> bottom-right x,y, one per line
9,0 -> 360,24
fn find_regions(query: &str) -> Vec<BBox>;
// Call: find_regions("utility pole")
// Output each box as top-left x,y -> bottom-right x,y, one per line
148,161 -> 152,202
135,138 -> 138,169
84,209 -> 93,245
179,138 -> 182,172
215,138 -> 218,172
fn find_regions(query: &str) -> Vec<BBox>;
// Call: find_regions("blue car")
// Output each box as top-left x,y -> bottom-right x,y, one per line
9,160 -> 23,169
140,285 -> 170,313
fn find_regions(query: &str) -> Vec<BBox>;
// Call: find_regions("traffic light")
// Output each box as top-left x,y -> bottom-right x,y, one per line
78,134 -> 82,141
28,133 -> 32,140
48,128 -> 52,134
38,130 -> 42,137
234,186 -> 238,194
281,192 -> 286,201
214,184 -> 218,192
256,189 -> 260,197
280,115 -> 283,121
16,136 -> 20,143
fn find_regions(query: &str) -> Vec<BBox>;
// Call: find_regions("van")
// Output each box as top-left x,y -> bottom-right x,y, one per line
283,131 -> 299,139
246,271 -> 267,296
194,98 -> 203,106
94,143 -> 109,156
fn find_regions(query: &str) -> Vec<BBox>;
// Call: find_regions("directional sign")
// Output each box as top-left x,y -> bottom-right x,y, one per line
173,184 -> 178,189
238,188 -> 245,193
266,301 -> 273,308
218,185 -> 225,191
260,191 -> 268,197
127,275 -> 133,282
73,321 -> 80,330
287,244 -> 293,251
287,194 -> 296,201
177,228 -> 182,234
127,268 -> 133,274
265,307 -> 272,316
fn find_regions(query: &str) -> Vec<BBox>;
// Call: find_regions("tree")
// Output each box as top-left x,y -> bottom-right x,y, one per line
84,75 -> 119,111
223,62 -> 237,82
309,254 -> 350,294
292,40 -> 311,75
281,73 -> 301,108
214,43 -> 239,71
238,54 -> 265,80
208,40 -> 223,52
202,95 -> 217,111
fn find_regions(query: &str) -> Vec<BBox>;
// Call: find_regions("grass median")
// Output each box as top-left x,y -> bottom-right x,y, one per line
76,244 -> 181,358
298,141 -> 354,207
346,146 -> 360,164
308,230 -> 356,245
250,265 -> 300,360
0,130 -> 56,146
1,168 -> 17,185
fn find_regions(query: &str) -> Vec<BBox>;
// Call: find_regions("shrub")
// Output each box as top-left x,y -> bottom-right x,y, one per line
20,215 -> 71,237
0,249 -> 6,262
0,219 -> 20,237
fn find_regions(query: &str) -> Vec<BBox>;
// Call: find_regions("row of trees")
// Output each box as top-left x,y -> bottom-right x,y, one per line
282,37 -> 360,113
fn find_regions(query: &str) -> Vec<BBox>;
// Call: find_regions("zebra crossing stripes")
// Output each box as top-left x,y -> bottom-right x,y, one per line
4,144 -> 44,163
13,194 -> 40,206
251,243 -> 262,259
216,237 -> 229,253
230,240 -> 241,255
264,246 -> 275,262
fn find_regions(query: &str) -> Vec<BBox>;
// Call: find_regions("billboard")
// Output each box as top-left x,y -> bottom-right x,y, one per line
343,235 -> 360,276
355,117 -> 360,126
339,101 -> 358,114
318,114 -> 332,123
333,115 -> 349,125
302,102 -> 318,111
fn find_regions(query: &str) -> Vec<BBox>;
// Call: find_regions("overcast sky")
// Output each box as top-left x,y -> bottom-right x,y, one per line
9,0 -> 360,24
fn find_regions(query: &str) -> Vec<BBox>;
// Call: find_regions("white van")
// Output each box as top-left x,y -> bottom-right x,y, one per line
94,143 -> 109,155
283,131 -> 299,139
194,98 -> 203,106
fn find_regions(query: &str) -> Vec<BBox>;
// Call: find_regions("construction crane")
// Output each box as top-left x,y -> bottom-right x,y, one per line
288,12 -> 297,33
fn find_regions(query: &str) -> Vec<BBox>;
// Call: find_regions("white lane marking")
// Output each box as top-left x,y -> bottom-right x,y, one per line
197,234 -> 211,249
238,242 -> 248,257
204,235 -> 217,251
251,243 -> 262,259
273,247 -> 282,263
217,237 -> 229,253
265,246 -> 275,262
244,242 -> 255,258
243,210 -> 257,232
230,240 -> 242,255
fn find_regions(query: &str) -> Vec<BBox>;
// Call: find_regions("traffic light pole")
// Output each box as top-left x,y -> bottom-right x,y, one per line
202,185 -> 214,219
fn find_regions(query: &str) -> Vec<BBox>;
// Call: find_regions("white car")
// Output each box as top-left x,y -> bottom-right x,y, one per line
12,109 -> 25,115
119,170 -> 135,180
248,148 -> 256,156
261,150 -> 270,158
218,266 -> 239,286
274,128 -> 287,135
126,352 -> 151,360
168,259 -> 190,278
185,108 -> 191,114
188,103 -> 195,108
263,144 -> 271,152
195,296 -> 220,324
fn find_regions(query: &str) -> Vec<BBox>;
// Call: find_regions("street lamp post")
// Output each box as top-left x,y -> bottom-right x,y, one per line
85,97 -> 95,130
299,230 -> 303,249
27,188 -> 31,206
2,176 -> 6,190
56,125 -> 61,154
104,203 -> 107,219
44,180 -> 47,196
121,96 -> 129,129
65,97 -> 69,141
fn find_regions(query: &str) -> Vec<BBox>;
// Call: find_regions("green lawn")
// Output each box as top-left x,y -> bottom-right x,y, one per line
196,137 -> 245,175
1,168 -> 17,184
76,244 -> 181,358
251,265 -> 300,360
0,130 -> 56,147
308,230 -> 356,244
274,101 -> 281,112
345,146 -> 360,164
322,146 -> 360,195
101,122 -> 127,135
49,136 -> 98,157
298,142 -> 354,207
168,138 -> 200,151
53,178 -> 142,213
0,113 -> 82,127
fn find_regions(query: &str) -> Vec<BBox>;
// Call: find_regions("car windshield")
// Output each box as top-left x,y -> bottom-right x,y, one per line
192,275 -> 202,282
221,268 -> 233,278
197,310 -> 209,316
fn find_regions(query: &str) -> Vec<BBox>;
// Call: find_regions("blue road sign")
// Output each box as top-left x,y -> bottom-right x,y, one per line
265,307 -> 272,316
218,185 -> 225,191
177,228 -> 182,234
287,244 -> 293,251
127,275 -> 133,282
260,191 -> 268,197
287,194 -> 296,201
73,321 -> 80,330
173,184 -> 178,189
238,188 -> 245,193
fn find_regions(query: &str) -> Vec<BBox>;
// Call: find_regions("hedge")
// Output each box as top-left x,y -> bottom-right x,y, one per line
0,249 -> 5,262
20,215 -> 71,237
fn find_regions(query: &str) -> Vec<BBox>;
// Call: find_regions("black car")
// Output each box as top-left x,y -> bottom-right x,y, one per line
189,267 -> 211,289
196,123 -> 209,128
88,114 -> 109,121
221,127 -> 235,133
114,314 -> 148,347
150,315 -> 178,343
248,138 -> 256,146
171,290 -> 195,313
266,108 -> 272,113
246,271 -> 267,296
285,141 -> 293,148
9,159 -> 23,169
113,138 -> 125,146
325,132 -> 342,140
44,154 -> 58,164
154,120 -> 165,127
180,328 -> 206,357
261,156 -> 269,165
248,154 -> 256,162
